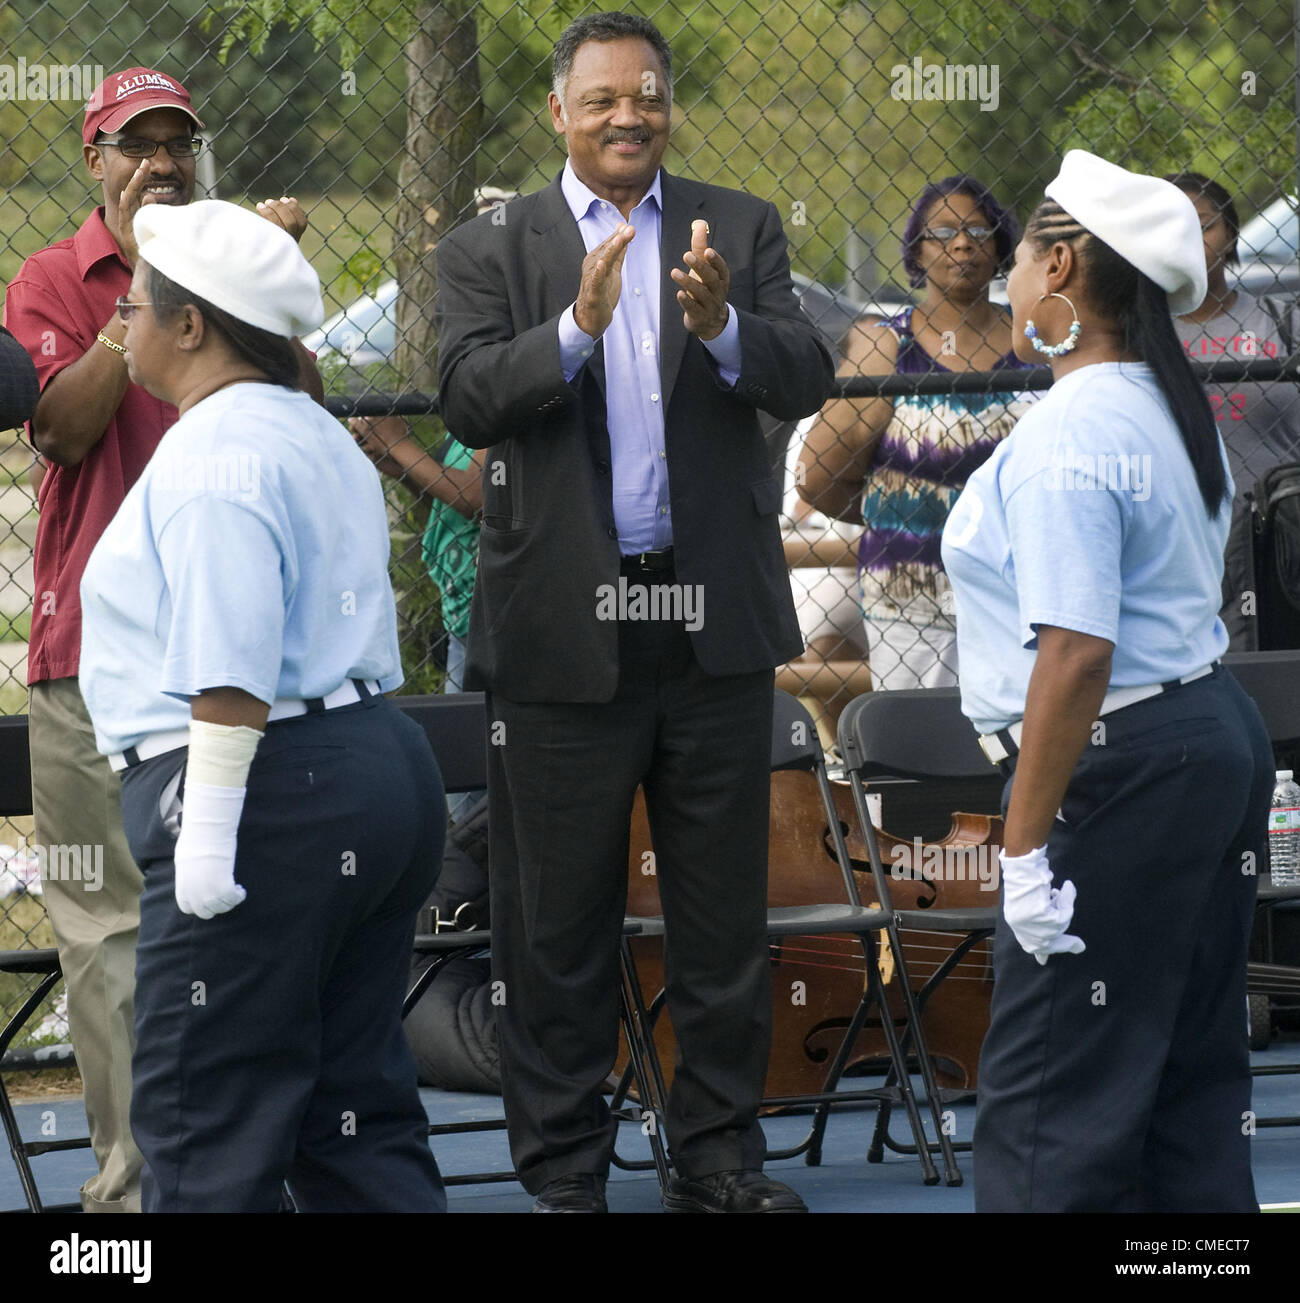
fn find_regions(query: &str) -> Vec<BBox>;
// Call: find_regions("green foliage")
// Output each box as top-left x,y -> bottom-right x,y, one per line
211,0 -> 412,66
2,0 -> 1292,298
338,243 -> 386,298
869,0 -> 1295,250
0,0 -> 407,216
1050,65 -> 1212,173
1048,57 -> 1292,202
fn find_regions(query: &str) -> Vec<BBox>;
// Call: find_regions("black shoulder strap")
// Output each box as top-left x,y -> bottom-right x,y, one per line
1259,294 -> 1294,356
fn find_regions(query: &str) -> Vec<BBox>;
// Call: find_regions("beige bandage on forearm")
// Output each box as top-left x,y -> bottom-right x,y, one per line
187,718 -> 265,788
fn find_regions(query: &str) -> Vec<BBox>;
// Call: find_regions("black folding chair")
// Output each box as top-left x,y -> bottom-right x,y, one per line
0,715 -> 92,1213
0,948 -> 88,1213
400,693 -> 670,1190
620,688 -> 960,1185
836,688 -> 1001,1166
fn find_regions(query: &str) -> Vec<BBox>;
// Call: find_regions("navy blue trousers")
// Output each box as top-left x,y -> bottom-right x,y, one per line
120,695 -> 447,1213
974,666 -> 1273,1212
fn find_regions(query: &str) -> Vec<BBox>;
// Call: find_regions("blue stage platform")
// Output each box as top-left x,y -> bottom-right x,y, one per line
5,1033 -> 1299,1214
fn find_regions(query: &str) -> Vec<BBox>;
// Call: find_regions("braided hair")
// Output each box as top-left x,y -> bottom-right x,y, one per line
1024,199 -> 1226,517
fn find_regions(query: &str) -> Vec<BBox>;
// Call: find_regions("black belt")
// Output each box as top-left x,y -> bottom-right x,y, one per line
619,547 -> 675,576
114,679 -> 378,771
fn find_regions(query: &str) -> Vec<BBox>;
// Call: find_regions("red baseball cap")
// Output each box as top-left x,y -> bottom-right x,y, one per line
83,67 -> 202,145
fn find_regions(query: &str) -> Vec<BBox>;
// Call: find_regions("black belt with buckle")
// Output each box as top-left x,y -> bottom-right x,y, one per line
619,547 -> 675,576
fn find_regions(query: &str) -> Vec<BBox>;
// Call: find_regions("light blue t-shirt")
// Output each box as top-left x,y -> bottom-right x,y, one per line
941,362 -> 1232,734
80,382 -> 403,755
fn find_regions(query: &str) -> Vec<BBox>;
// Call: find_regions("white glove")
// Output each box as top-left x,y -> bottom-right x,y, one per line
999,844 -> 1085,965
173,780 -> 247,919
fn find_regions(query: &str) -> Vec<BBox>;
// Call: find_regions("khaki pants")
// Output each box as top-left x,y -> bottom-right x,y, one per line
29,677 -> 143,1212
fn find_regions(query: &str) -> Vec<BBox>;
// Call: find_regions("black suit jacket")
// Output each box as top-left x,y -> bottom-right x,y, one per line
436,169 -> 834,702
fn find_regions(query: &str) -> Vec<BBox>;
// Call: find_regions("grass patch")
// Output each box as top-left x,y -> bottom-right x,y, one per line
0,439 -> 38,482
0,678 -> 27,716
2,610 -> 30,644
0,886 -> 55,949
5,1067 -> 82,1100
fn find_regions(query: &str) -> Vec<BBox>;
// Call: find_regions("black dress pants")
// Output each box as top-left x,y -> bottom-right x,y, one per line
487,611 -> 775,1193
120,695 -> 447,1212
974,666 -> 1273,1212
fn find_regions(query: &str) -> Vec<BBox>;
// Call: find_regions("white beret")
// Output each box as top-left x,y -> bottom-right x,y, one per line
1044,150 -> 1207,315
133,199 -> 325,337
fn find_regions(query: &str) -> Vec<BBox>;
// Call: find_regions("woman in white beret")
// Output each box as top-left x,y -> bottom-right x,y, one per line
78,200 -> 447,1213
942,151 -> 1273,1212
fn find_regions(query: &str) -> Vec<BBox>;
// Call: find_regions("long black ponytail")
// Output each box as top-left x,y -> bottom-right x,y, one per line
1025,200 -> 1227,517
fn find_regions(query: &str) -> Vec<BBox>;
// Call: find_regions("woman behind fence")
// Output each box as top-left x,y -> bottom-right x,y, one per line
1165,170 -> 1300,649
797,175 -> 1034,689
942,151 -> 1272,1212
77,200 -> 447,1213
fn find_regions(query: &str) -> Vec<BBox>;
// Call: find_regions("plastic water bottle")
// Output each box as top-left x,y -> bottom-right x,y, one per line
1268,770 -> 1300,886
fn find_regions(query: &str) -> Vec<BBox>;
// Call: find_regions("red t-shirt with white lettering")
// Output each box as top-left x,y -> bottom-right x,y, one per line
3,207 -> 177,683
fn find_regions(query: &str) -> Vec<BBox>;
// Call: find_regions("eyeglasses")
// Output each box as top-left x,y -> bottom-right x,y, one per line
115,298 -> 154,322
921,225 -> 996,243
98,136 -> 204,159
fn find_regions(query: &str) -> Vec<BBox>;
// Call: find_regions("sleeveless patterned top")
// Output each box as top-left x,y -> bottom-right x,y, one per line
859,306 -> 1034,624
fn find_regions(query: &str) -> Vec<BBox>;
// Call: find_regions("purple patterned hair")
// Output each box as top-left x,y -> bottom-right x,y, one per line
900,175 -> 1020,289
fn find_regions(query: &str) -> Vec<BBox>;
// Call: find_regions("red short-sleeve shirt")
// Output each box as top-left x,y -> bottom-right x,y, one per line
4,207 -> 177,683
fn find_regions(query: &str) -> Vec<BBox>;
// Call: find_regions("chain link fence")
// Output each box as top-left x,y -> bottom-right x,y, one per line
0,0 -> 1296,1051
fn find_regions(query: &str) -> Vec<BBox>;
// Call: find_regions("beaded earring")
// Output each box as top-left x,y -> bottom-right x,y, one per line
1023,292 -> 1081,357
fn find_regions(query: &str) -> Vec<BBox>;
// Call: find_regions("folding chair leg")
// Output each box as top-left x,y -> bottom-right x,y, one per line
869,1084 -> 975,1160
860,945 -> 941,1184
800,960 -> 881,1167
0,1076 -> 46,1213
402,954 -> 445,1018
867,929 -> 989,1164
882,920 -> 964,1186
1,964 -> 65,1214
617,939 -> 671,1190
607,984 -> 668,1114
765,929 -> 943,1183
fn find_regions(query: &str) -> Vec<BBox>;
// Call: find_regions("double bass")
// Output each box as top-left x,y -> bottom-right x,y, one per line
619,768 -> 1000,1097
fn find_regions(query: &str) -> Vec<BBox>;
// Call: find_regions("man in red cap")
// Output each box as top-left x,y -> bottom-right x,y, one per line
3,67 -> 315,1213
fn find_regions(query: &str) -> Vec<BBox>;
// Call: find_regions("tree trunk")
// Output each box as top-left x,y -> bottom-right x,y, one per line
393,0 -> 481,397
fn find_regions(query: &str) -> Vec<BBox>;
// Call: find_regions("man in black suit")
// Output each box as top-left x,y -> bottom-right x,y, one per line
436,10 -> 833,1213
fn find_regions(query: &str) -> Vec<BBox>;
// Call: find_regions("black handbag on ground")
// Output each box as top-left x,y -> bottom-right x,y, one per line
405,794 -> 500,1093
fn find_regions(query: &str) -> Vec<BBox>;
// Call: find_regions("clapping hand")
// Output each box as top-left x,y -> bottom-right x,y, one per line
574,224 -> 635,338
671,219 -> 730,341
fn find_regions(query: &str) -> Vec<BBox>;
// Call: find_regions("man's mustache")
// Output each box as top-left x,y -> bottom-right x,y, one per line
601,130 -> 651,145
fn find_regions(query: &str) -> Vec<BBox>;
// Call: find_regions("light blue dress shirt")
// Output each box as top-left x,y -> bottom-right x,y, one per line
79,383 -> 403,755
555,161 -> 742,554
941,363 -> 1232,734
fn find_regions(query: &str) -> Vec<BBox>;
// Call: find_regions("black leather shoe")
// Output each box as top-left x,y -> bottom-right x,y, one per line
662,1169 -> 808,1214
531,1173 -> 608,1213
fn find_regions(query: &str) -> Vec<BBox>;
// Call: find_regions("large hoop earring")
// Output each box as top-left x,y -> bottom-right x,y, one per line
1023,292 -> 1081,357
